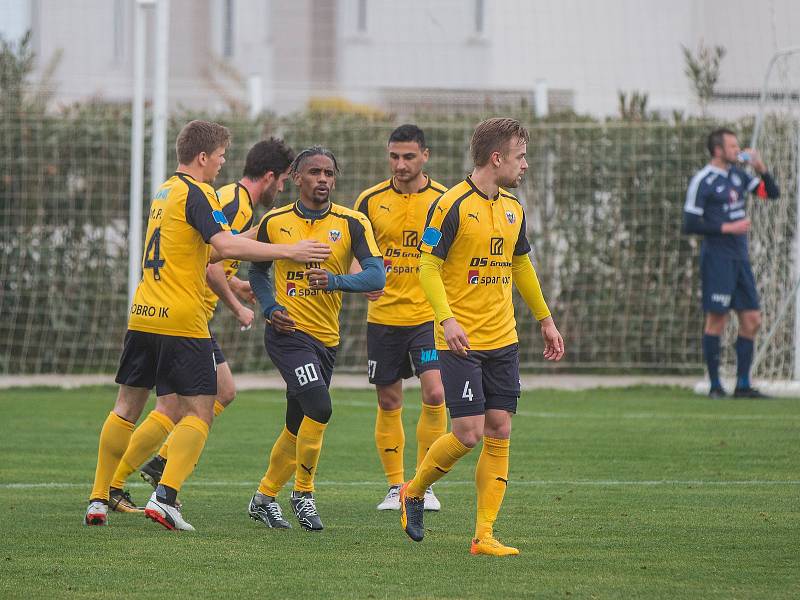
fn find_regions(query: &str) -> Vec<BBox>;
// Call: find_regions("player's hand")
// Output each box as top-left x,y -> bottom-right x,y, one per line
305,268 -> 330,290
235,305 -> 255,329
269,310 -> 296,334
231,279 -> 256,304
287,240 -> 331,263
743,147 -> 767,173
364,289 -> 384,301
442,317 -> 470,357
539,316 -> 564,361
721,218 -> 751,235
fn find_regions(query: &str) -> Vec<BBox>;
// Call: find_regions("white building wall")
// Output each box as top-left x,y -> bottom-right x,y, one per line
6,0 -> 800,118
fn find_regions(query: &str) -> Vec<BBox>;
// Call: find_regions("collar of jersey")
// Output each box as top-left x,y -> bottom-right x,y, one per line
236,181 -> 254,209
174,171 -> 196,181
293,200 -> 331,220
706,164 -> 730,177
465,176 -> 499,200
389,174 -> 432,195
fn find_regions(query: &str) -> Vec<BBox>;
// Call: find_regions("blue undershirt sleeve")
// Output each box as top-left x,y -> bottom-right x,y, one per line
249,260 -> 283,318
325,256 -> 385,293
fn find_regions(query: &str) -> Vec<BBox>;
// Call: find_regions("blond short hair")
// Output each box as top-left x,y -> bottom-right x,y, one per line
470,118 -> 530,167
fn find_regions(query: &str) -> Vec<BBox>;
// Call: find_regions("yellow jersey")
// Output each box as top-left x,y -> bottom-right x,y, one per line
202,182 -> 255,321
354,176 -> 446,326
418,177 -> 531,351
128,172 -> 230,338
255,201 -> 382,346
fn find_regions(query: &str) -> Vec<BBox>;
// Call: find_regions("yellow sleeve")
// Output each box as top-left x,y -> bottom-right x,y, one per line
512,254 -> 551,321
418,253 -> 454,324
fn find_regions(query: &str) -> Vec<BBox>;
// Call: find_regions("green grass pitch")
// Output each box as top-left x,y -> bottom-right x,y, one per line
0,385 -> 798,599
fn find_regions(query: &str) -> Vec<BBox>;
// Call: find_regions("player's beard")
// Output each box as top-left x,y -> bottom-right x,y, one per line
393,167 -> 422,183
501,172 -> 524,188
259,180 -> 279,209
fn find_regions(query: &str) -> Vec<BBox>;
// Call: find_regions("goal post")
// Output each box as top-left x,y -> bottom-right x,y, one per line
745,46 -> 800,385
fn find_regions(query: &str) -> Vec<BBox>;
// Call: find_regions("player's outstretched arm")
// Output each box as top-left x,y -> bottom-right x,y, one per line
349,257 -> 384,301
206,263 -> 254,328
305,256 -> 385,294
210,230 -> 331,263
512,254 -> 564,361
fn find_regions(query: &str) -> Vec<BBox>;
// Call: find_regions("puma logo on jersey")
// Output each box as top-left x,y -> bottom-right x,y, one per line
280,227 -> 293,236
300,463 -> 313,475
379,204 -> 390,212
467,212 -> 479,221
384,446 -> 399,453
436,205 -> 445,214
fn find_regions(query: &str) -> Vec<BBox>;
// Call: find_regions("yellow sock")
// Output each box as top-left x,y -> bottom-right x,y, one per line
213,400 -> 225,416
375,407 -> 404,485
158,415 -> 209,493
294,417 -> 327,493
474,436 -> 510,540
258,427 -> 298,497
408,432 -> 470,498
89,412 -> 135,502
416,403 -> 447,469
110,410 -> 174,489
157,435 -> 170,460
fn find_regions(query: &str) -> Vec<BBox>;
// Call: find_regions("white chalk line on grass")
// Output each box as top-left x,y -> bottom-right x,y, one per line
2,479 -> 799,490
250,396 -> 800,421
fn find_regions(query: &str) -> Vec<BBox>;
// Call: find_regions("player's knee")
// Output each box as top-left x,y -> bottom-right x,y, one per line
451,421 -> 483,448
421,385 -> 445,407
297,386 -> 332,424
747,312 -> 762,333
484,421 -> 511,440
377,384 -> 402,410
704,313 -> 727,335
218,384 -> 236,407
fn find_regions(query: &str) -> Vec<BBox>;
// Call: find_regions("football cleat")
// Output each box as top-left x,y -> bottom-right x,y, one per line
108,488 -> 144,513
377,484 -> 401,511
139,455 -> 166,489
733,386 -> 772,399
84,500 -> 108,526
470,536 -> 520,556
248,493 -> 292,529
708,387 -> 727,399
423,486 -> 441,511
144,492 -> 195,531
290,491 -> 323,531
399,481 -> 425,542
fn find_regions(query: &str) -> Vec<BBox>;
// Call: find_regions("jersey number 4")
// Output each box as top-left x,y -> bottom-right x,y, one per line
144,228 -> 166,280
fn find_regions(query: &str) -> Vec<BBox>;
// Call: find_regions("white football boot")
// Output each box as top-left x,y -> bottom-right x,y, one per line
423,486 -> 441,511
144,491 -> 195,531
84,501 -> 108,526
376,484 -> 401,510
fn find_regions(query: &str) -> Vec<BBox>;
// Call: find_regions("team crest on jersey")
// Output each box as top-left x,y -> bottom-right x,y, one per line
731,173 -> 742,187
505,210 -> 516,224
729,189 -> 739,204
286,282 -> 297,296
384,259 -> 393,274
468,269 -> 479,285
328,229 -> 341,242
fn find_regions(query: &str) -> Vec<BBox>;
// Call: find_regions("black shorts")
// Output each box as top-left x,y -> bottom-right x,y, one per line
440,344 -> 520,418
210,331 -> 226,365
264,327 -> 338,395
114,330 -> 217,397
700,252 -> 760,313
366,321 -> 439,385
